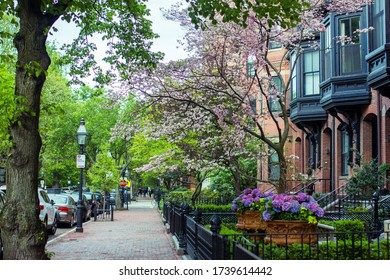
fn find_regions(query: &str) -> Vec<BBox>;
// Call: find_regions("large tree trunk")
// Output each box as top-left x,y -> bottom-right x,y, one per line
230,156 -> 243,195
0,1 -> 60,259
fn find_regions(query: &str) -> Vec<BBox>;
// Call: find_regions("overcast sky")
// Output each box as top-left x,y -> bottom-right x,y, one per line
147,0 -> 188,61
49,0 -> 188,62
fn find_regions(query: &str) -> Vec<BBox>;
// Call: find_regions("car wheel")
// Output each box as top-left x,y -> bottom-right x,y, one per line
48,216 -> 57,235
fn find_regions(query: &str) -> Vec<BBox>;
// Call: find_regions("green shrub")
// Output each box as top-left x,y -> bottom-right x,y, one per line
258,239 -> 390,260
204,223 -> 244,234
318,219 -> 366,240
345,159 -> 390,198
164,189 -> 233,207
320,219 -> 365,231
194,203 -> 232,212
345,206 -> 369,213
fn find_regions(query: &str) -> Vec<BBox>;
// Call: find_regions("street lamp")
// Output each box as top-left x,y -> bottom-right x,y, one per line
125,169 -> 130,209
76,118 -> 87,233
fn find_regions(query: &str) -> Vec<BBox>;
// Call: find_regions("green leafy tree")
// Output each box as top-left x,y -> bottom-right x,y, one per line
0,0 -> 161,260
346,158 -> 390,198
41,85 -> 120,188
87,144 -> 118,194
185,0 -> 309,29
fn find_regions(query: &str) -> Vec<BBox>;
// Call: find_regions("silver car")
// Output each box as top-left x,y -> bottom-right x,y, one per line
48,194 -> 77,227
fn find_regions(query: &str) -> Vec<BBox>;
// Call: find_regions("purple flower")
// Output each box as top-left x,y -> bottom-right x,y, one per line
290,201 -> 301,213
297,193 -> 310,202
243,188 -> 252,195
262,211 -> 272,221
243,198 -> 253,208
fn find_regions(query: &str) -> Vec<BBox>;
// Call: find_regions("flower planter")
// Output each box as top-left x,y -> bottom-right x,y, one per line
236,211 -> 266,232
264,220 -> 318,245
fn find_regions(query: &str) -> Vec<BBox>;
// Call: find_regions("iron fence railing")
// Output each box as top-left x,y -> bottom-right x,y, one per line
162,203 -> 390,260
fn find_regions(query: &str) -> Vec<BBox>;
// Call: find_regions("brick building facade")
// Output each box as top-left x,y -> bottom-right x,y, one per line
255,1 -> 390,194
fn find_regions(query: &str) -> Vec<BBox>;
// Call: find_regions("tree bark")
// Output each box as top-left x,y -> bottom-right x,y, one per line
0,1 -> 60,259
275,149 -> 288,194
229,156 -> 243,195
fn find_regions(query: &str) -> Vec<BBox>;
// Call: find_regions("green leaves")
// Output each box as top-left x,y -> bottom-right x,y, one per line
57,0 -> 163,84
186,0 -> 310,30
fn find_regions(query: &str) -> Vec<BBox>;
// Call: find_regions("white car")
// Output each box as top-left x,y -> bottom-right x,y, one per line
38,188 -> 57,235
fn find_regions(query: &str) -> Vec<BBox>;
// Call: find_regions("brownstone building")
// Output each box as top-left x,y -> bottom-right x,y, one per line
254,1 -> 390,195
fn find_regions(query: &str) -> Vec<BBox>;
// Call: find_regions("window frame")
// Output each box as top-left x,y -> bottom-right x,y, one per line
269,76 -> 282,113
268,147 -> 280,181
338,15 -> 363,75
341,128 -> 350,176
370,0 -> 385,51
303,50 -> 320,96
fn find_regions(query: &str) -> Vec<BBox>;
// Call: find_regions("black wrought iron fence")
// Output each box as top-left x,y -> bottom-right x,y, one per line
228,231 -> 390,260
162,200 -> 390,260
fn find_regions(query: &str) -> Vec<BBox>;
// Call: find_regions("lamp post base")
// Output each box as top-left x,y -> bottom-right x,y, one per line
76,227 -> 84,233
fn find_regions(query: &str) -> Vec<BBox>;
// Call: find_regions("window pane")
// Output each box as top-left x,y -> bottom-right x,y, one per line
304,53 -> 313,71
313,51 -> 320,71
340,44 -> 362,74
304,50 -> 320,95
313,73 -> 320,94
269,149 -> 280,180
372,0 -> 385,49
324,26 -> 332,80
304,73 -> 313,94
246,55 -> 256,77
341,130 -> 350,176
269,41 -> 282,49
291,76 -> 297,100
290,52 -> 297,100
339,17 -> 361,74
351,17 -> 360,43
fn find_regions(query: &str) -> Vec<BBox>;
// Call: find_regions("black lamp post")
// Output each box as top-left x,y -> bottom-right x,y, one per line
125,169 -> 129,209
76,118 -> 87,233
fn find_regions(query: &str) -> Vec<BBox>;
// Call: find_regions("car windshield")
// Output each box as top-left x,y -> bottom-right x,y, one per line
51,196 -> 68,204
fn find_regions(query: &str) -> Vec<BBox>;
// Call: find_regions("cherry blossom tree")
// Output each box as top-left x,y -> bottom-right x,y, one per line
131,96 -> 260,200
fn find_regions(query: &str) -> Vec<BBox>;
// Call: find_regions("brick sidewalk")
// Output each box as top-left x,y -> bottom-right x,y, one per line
46,198 -> 181,260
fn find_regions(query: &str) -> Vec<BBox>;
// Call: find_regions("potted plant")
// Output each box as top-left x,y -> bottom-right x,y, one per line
261,192 -> 325,245
231,188 -> 272,231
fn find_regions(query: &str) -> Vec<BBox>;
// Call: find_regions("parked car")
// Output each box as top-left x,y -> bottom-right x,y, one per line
0,190 -> 5,259
83,192 -> 100,217
93,191 -> 103,206
62,186 -> 76,193
48,193 -> 77,227
38,188 -> 57,235
69,192 -> 91,222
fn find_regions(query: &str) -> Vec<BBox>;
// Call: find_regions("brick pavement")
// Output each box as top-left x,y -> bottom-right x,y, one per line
46,197 -> 182,260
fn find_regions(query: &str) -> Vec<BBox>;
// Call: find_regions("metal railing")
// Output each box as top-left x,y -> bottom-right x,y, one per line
162,203 -> 390,260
